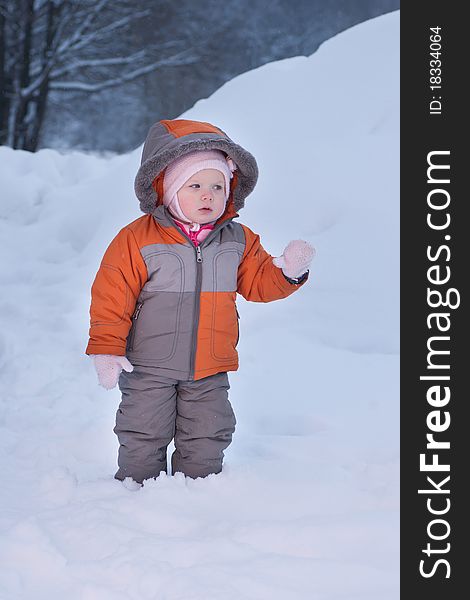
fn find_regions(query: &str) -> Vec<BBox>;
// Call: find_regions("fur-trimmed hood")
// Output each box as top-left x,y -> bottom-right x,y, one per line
134,119 -> 258,215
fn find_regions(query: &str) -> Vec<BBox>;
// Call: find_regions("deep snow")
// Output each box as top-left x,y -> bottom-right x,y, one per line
0,11 -> 399,600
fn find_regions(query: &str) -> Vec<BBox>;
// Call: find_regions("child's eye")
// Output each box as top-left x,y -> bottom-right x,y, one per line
189,184 -> 223,190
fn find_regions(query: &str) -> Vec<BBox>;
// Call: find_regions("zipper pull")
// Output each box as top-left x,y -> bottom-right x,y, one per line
132,302 -> 143,319
196,246 -> 203,263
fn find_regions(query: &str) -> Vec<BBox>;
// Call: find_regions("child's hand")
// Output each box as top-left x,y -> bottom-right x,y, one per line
91,354 -> 134,390
273,240 -> 315,279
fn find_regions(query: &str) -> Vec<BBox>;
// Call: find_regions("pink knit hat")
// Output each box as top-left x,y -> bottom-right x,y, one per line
162,150 -> 237,224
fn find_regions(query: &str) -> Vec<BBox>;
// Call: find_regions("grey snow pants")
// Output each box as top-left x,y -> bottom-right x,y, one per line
114,366 -> 236,483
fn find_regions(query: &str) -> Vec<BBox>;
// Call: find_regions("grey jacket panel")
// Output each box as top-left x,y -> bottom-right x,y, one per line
126,291 -> 194,373
141,244 -> 197,293
140,242 -> 244,293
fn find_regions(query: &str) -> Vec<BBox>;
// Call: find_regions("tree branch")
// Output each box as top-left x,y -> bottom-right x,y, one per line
49,51 -> 198,92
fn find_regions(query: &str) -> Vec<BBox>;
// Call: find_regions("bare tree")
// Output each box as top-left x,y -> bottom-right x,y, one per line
0,0 -> 196,151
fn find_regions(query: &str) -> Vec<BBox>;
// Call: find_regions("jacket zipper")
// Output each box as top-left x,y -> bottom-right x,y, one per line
166,213 -> 233,380
235,306 -> 240,347
189,245 -> 203,380
127,301 -> 143,352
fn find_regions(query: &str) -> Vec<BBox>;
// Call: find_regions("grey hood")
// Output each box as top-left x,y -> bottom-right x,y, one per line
134,119 -> 259,214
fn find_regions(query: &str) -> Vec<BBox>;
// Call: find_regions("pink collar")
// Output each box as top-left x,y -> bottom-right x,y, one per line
173,220 -> 215,246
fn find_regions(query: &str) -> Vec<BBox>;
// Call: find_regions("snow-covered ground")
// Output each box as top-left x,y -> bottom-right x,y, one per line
0,11 -> 399,600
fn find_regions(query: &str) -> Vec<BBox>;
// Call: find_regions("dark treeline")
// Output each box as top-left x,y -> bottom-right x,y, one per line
0,0 -> 399,152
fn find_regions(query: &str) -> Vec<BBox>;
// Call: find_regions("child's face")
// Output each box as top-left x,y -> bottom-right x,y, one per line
177,169 -> 226,224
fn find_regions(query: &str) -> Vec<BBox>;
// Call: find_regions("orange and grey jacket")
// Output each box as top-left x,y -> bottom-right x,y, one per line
85,119 -> 308,380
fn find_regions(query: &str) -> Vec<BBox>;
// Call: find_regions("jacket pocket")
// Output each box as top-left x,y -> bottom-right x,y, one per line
129,290 -> 183,361
210,292 -> 239,362
128,251 -> 185,361
126,301 -> 144,353
235,306 -> 240,347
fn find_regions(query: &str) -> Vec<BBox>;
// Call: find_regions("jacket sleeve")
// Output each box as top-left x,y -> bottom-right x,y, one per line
85,226 -> 148,355
237,224 -> 309,303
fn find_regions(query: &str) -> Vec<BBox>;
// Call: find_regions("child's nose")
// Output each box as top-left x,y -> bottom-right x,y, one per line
201,190 -> 213,202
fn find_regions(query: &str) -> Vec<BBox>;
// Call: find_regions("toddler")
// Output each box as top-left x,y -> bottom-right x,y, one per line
86,119 -> 314,485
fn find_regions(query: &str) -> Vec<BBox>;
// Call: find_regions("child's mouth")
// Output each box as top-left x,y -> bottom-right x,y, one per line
199,208 -> 212,212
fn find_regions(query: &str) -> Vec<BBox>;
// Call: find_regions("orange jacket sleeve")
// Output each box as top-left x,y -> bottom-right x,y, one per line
237,224 -> 308,302
85,227 -> 148,355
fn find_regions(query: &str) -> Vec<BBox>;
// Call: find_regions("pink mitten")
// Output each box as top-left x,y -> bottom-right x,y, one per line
92,355 -> 134,390
273,240 -> 315,279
